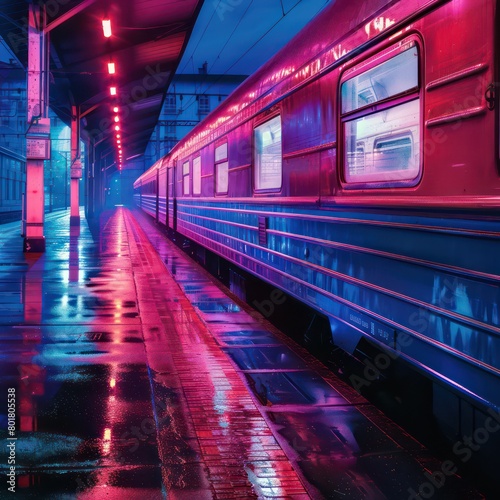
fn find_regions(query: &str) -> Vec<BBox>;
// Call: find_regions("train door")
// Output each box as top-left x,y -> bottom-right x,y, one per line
165,164 -> 169,228
173,162 -> 178,233
167,165 -> 173,230
155,168 -> 159,223
171,159 -> 177,232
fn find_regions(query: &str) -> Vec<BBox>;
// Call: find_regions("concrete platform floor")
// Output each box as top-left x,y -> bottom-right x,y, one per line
0,208 -> 483,499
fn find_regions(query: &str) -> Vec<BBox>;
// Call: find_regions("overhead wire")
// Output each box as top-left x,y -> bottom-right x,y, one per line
279,0 -> 286,16
179,0 -> 308,114
177,0 -> 223,75
153,0 -> 328,152
187,0 -> 255,110
207,0 -> 254,75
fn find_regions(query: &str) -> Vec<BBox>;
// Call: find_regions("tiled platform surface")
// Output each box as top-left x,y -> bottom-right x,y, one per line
0,208 -> 483,499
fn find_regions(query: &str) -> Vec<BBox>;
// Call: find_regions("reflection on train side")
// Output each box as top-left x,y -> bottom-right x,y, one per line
429,276 -> 499,367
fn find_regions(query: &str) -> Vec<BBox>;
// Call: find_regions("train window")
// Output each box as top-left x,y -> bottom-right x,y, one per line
216,163 -> 228,194
341,41 -> 421,186
341,45 -> 418,113
215,143 -> 227,162
254,115 -> 282,191
182,160 -> 190,195
215,142 -> 228,194
193,156 -> 201,195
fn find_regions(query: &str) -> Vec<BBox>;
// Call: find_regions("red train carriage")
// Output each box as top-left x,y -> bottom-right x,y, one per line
135,0 -> 500,457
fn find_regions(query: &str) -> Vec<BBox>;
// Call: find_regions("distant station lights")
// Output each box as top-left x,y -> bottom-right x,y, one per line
102,18 -> 123,170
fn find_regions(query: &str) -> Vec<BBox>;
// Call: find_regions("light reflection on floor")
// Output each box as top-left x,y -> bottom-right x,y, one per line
0,208 -> 485,499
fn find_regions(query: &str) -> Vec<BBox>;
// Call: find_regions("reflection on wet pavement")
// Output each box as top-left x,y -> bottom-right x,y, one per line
135,209 -> 483,500
0,211 -> 174,498
0,209 -> 309,499
244,371 -> 346,406
0,208 -> 483,499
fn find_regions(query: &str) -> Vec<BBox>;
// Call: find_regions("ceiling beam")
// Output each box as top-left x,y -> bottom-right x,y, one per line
81,103 -> 101,119
44,0 -> 98,34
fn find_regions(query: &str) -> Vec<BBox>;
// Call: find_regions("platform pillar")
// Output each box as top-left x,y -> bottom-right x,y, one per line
69,106 -> 82,226
24,5 -> 49,253
85,139 -> 94,219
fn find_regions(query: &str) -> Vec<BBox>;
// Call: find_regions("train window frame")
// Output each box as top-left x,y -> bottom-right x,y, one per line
193,156 -> 201,195
182,160 -> 190,196
339,37 -> 422,189
215,141 -> 229,195
253,114 -> 283,193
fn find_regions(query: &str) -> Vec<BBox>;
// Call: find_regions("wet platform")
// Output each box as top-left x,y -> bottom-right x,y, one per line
0,208 -> 483,499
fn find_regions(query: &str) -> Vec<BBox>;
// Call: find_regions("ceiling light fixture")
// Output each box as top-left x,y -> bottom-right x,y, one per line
102,19 -> 112,38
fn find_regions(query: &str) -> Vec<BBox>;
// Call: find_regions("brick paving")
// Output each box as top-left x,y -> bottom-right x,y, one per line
0,207 -> 483,499
123,208 -> 310,499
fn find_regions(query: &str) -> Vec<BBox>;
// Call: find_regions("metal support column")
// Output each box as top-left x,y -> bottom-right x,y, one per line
85,139 -> 95,219
24,4 -> 50,253
70,106 -> 81,226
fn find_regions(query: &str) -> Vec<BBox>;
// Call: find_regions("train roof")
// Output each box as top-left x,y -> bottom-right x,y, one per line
136,0 -> 421,183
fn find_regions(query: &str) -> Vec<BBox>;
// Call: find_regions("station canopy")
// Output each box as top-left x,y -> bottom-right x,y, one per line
0,0 -> 204,165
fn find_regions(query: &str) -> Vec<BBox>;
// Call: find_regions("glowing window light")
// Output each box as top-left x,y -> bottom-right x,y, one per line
114,116 -> 119,122
102,427 -> 112,454
108,62 -> 116,74
110,86 -> 117,96
110,379 -> 116,388
115,125 -> 120,131
102,19 -> 112,38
